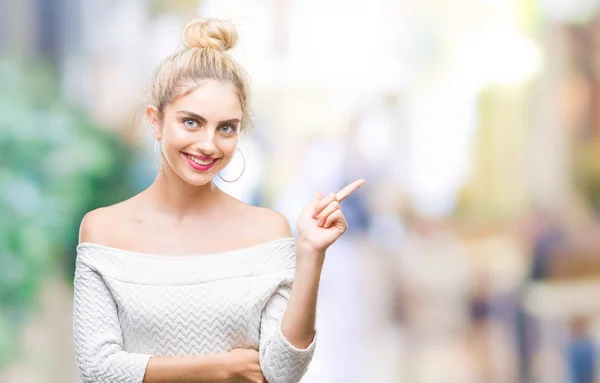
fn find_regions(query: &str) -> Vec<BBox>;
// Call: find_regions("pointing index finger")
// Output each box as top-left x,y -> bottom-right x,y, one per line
335,179 -> 366,203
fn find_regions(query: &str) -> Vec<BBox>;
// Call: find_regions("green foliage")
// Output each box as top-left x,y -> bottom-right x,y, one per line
0,58 -> 137,368
574,141 -> 600,215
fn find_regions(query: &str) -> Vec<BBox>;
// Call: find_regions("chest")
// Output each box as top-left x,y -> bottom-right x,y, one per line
105,275 -> 279,354
116,219 -> 257,256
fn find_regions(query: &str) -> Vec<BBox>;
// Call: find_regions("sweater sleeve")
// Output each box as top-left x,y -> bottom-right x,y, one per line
73,261 -> 152,383
259,275 -> 317,383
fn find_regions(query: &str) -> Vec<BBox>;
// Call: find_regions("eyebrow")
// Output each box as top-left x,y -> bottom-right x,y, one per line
177,110 -> 241,125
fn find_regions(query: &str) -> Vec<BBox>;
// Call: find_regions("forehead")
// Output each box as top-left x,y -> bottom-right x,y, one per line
169,80 -> 242,120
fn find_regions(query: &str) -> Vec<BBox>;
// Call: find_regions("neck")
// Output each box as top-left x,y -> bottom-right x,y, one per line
144,167 -> 222,221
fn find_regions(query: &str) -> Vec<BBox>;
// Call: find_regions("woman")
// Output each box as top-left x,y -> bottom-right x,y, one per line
72,18 -> 364,383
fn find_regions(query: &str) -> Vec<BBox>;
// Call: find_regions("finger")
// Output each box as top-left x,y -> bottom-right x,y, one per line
316,200 -> 340,226
306,191 -> 322,211
335,179 -> 366,203
312,192 -> 337,218
324,209 -> 346,230
313,191 -> 322,204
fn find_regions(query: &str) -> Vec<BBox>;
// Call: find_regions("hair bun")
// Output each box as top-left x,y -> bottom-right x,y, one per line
182,18 -> 238,51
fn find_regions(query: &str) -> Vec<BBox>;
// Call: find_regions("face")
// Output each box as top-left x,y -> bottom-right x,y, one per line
148,80 -> 243,186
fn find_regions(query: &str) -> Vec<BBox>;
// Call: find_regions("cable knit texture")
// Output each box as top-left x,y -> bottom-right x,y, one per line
73,237 -> 316,383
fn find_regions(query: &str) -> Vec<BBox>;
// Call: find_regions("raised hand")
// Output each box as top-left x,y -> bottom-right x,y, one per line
297,179 -> 366,253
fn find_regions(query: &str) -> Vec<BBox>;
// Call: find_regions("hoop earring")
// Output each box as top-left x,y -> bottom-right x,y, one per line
154,138 -> 163,172
218,148 -> 245,183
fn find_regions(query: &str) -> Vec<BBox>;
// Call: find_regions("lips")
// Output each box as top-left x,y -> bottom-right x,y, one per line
182,152 -> 218,172
184,153 -> 215,165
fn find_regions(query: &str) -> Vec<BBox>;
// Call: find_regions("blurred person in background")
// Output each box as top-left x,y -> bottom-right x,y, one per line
517,210 -> 565,382
72,18 -> 364,383
566,316 -> 596,383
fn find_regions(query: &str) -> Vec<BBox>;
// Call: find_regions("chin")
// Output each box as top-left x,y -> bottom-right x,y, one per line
184,177 -> 213,186
179,171 -> 217,186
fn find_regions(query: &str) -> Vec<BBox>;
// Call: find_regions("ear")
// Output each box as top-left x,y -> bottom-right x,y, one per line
146,105 -> 162,139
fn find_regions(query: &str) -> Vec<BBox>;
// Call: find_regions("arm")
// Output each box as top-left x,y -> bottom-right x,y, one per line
258,258 -> 320,383
258,215 -> 320,383
73,264 -> 234,383
74,210 -> 235,383
73,267 -> 152,383
278,181 -> 365,351
144,355 -> 231,383
279,244 -> 323,349
259,181 -> 365,382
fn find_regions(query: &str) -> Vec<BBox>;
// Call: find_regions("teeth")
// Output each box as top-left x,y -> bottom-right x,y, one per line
187,154 -> 214,166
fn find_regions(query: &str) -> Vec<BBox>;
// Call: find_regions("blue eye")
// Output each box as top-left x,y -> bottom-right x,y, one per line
183,119 -> 198,128
219,124 -> 236,135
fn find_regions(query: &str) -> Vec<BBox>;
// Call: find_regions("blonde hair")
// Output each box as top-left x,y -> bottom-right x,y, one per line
149,19 -> 251,131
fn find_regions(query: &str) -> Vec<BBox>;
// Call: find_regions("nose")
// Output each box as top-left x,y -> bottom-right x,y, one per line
194,129 -> 218,156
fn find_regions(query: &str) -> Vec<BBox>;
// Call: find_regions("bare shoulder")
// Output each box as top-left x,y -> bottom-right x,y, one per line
78,201 -> 130,245
254,206 -> 293,237
235,203 -> 293,242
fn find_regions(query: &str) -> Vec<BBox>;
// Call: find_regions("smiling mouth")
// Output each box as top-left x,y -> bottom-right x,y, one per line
184,153 -> 216,166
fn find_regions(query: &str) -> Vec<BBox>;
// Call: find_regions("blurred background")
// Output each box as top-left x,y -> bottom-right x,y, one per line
3,0 -> 600,382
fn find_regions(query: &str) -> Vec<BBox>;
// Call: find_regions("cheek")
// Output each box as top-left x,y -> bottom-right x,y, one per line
221,140 -> 238,157
162,125 -> 188,149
